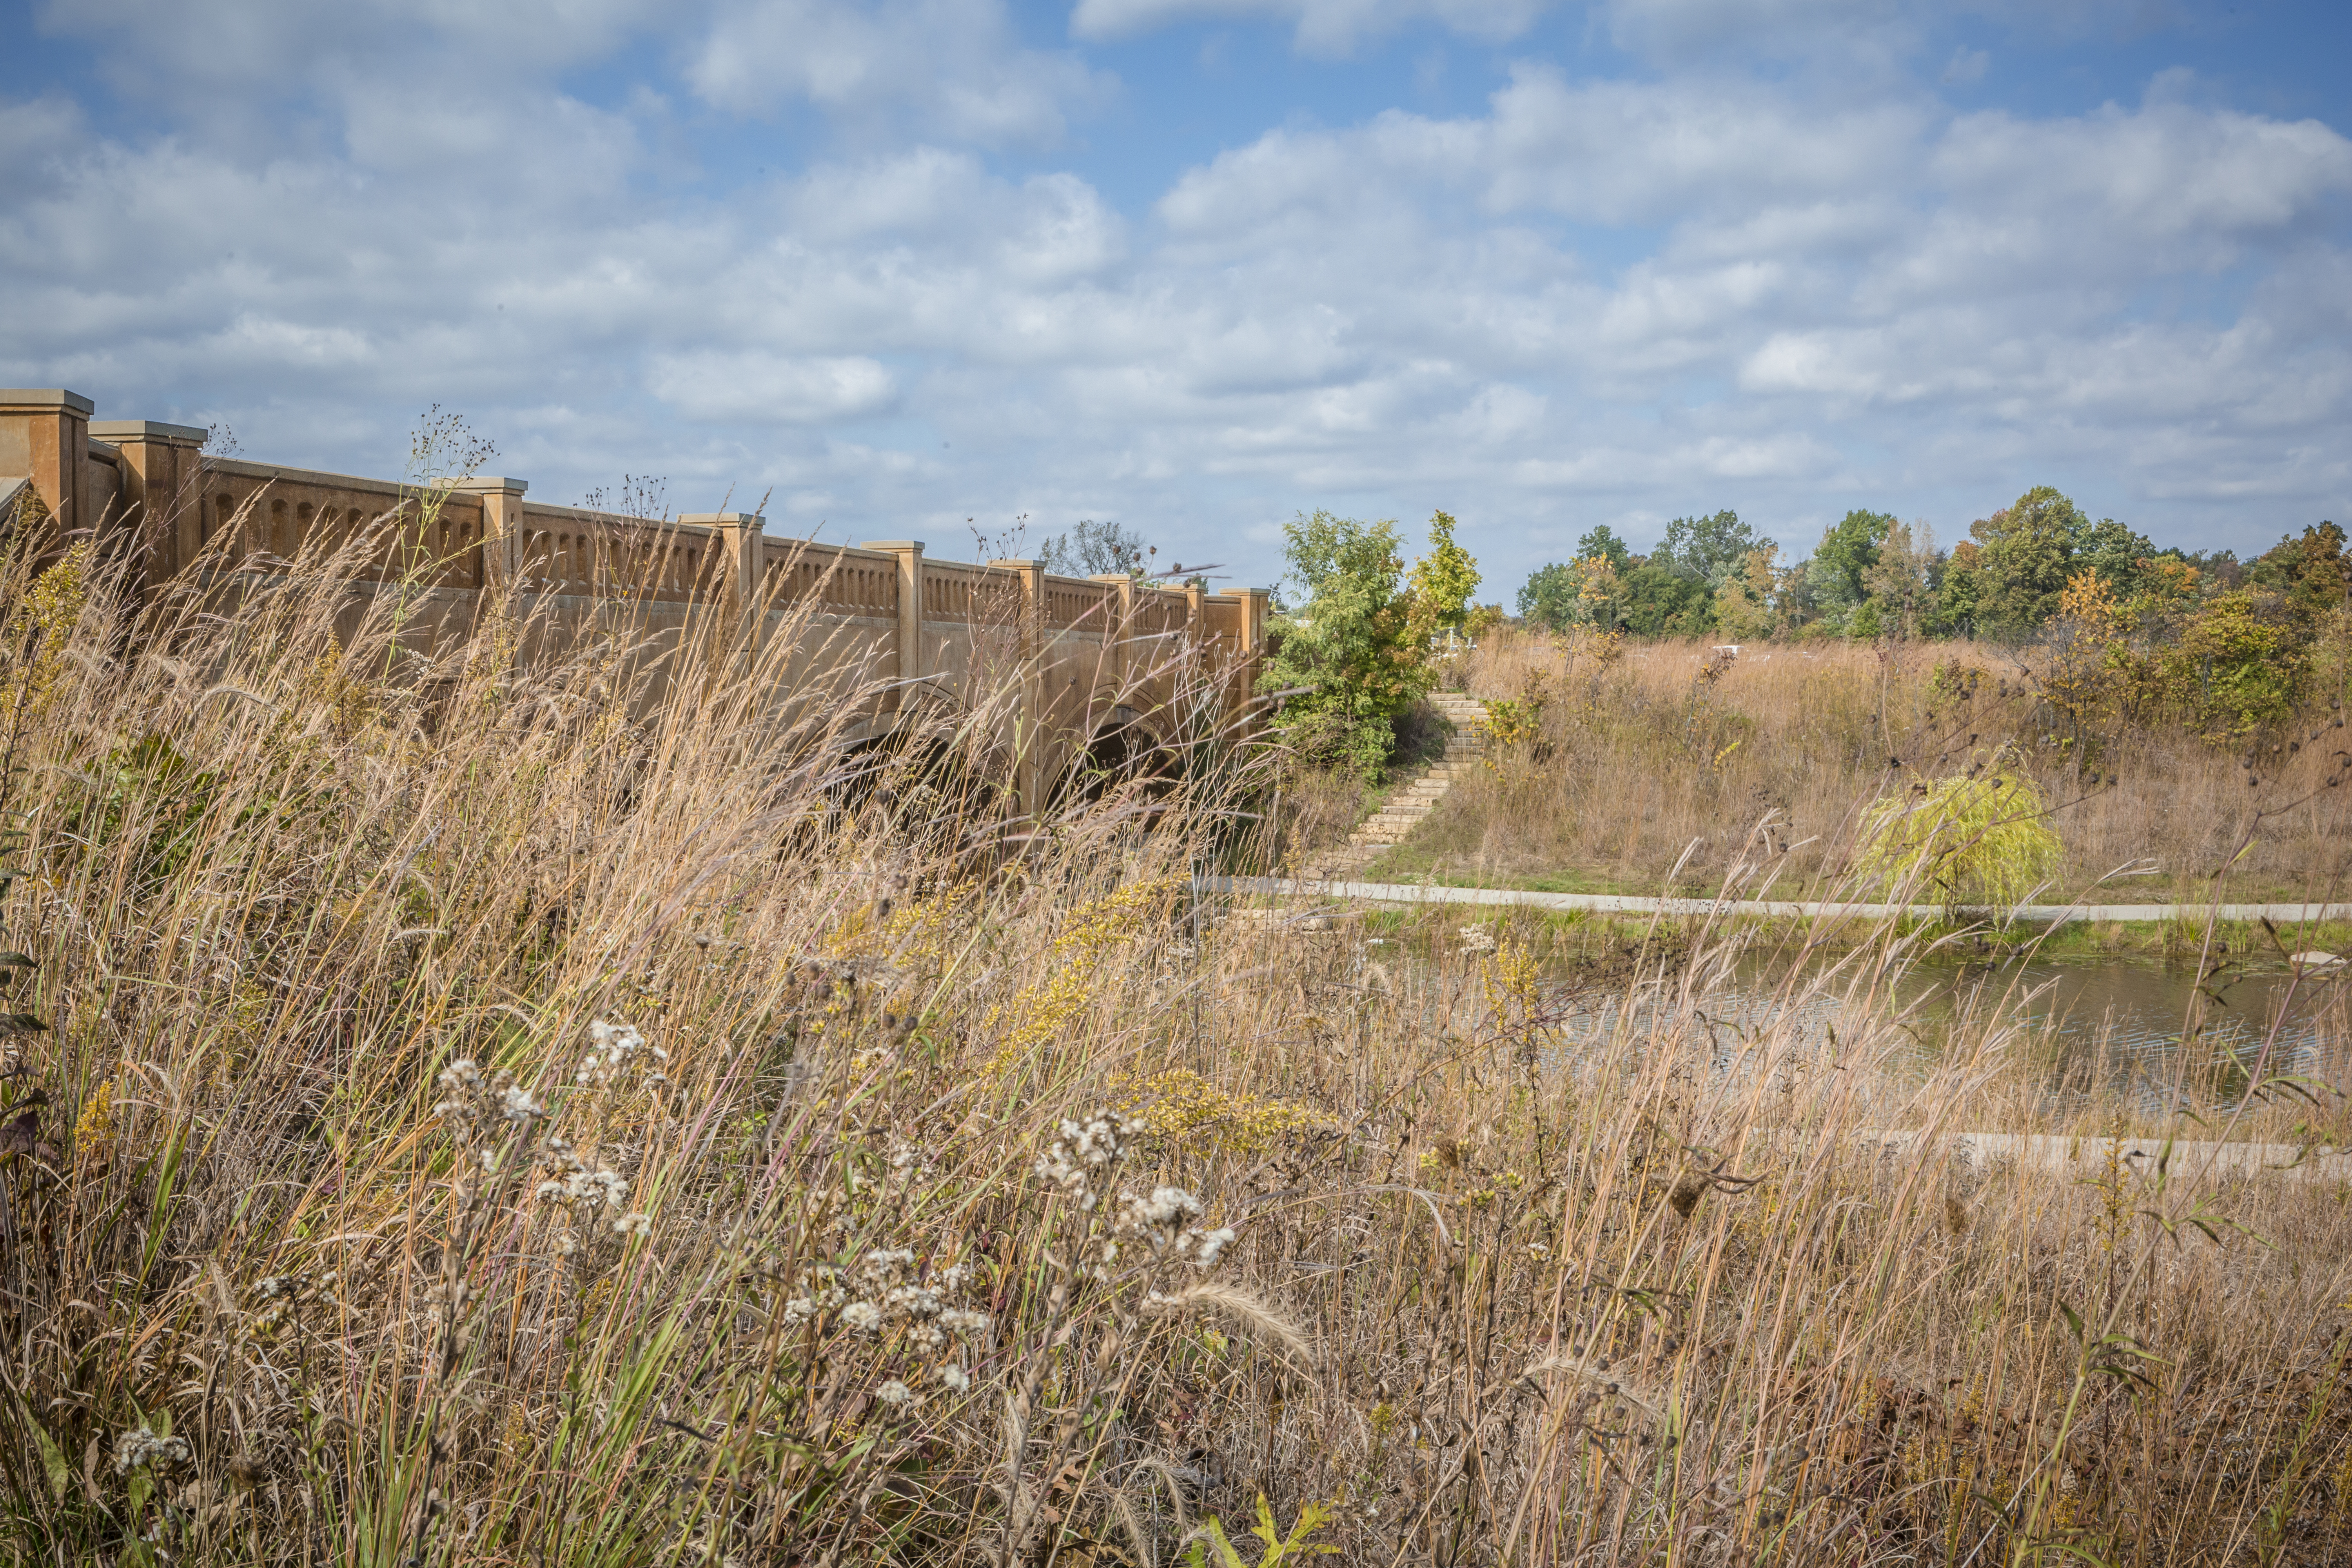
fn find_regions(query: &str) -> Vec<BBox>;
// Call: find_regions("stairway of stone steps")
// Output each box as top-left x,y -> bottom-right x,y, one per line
1303,691 -> 1489,880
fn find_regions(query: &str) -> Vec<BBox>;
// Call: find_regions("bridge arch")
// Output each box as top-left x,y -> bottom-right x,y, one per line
1055,702 -> 1181,808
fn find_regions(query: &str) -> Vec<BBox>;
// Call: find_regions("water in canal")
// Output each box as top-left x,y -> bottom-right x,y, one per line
1544,949 -> 2350,1102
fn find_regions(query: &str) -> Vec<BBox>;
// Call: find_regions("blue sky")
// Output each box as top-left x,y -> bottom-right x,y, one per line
4,0 -> 2348,600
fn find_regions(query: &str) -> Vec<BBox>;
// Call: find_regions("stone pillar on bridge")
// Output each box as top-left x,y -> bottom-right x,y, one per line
684,512 -> 766,653
0,390 -> 94,542
858,541 -> 927,704
89,418 -> 206,595
453,476 -> 528,595
1089,572 -> 1136,694
991,557 -> 1047,814
1238,587 -> 1270,653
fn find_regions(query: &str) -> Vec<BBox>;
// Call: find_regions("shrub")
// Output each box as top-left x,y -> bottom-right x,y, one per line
2151,590 -> 2310,744
1259,509 -> 1480,780
1858,763 -> 2065,908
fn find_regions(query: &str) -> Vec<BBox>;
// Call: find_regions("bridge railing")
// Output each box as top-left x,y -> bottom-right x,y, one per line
2,390 -> 1271,802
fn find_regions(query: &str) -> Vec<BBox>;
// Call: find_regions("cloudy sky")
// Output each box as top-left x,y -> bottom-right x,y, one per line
4,0 -> 2348,597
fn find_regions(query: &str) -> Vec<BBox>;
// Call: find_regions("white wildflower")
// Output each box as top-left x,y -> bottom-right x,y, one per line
499,1085 -> 546,1123
937,1363 -> 971,1392
873,1379 -> 916,1408
886,1285 -> 943,1319
612,1211 -> 652,1238
113,1424 -> 190,1475
580,1020 -> 648,1085
1124,1186 -> 1203,1230
939,1308 -> 990,1336
858,1247 -> 917,1282
1193,1226 -> 1238,1267
840,1301 -> 884,1334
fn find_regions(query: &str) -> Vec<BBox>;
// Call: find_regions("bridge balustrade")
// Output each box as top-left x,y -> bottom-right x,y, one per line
2,389 -> 1272,804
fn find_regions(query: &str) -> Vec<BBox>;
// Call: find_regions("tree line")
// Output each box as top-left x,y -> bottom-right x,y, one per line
1247,489 -> 2351,781
1517,486 -> 2347,646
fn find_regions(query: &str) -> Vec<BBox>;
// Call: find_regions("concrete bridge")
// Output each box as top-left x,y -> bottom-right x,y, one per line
0,389 -> 1270,805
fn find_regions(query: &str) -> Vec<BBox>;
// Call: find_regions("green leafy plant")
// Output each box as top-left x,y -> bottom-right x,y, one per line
1258,510 -> 1423,779
1405,508 -> 1481,642
1183,1494 -> 1340,1567
1857,761 -> 2063,909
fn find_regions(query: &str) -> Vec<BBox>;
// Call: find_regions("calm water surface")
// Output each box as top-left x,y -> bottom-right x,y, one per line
1541,954 -> 2350,1097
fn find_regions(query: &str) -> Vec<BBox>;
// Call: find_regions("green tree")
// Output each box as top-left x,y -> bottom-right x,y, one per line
2250,521 -> 2352,626
1256,511 -> 1425,779
1576,524 -> 1632,572
1656,509 -> 1762,586
1617,561 -> 1713,635
1972,485 -> 2089,634
1809,509 -> 1893,621
1523,525 -> 1633,630
1934,540 -> 1990,635
1405,510 -> 1481,639
1860,518 -> 1938,639
1711,545 -> 1782,641
2073,516 -> 2156,600
1518,562 -> 1580,630
2153,590 -> 2312,743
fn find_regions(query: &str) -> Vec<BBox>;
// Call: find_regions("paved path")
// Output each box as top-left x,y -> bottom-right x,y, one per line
1849,1130 -> 2352,1181
1206,875 -> 2352,931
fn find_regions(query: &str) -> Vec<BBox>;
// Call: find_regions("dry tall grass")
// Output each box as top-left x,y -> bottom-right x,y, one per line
1392,630 -> 2352,903
2,528 -> 2352,1566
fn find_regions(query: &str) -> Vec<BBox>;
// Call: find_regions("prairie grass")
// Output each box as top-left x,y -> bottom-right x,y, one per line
1385,630 -> 2352,905
1,525 -> 2351,1565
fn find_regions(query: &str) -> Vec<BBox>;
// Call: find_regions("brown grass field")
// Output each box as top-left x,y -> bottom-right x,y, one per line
3,528 -> 2352,1566
1359,628 -> 2352,909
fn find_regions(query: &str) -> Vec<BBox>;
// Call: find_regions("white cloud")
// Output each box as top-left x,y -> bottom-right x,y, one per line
649,352 -> 899,421
1069,0 -> 1552,54
1599,0 -> 1915,65
687,0 -> 1112,147
3,0 -> 2348,592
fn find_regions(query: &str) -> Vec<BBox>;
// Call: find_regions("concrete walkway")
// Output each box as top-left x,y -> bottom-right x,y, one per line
1203,875 -> 2352,930
1852,1131 -> 2352,1182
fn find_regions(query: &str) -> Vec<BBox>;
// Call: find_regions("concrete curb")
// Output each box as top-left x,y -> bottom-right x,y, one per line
1199,875 -> 2352,929
1850,1130 -> 2352,1182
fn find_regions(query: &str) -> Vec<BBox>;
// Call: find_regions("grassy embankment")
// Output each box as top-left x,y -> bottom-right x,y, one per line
3,523 -> 2352,1564
1353,630 -> 2352,927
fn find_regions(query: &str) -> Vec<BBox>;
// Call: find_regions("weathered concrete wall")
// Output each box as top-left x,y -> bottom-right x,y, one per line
1,390 -> 1270,801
